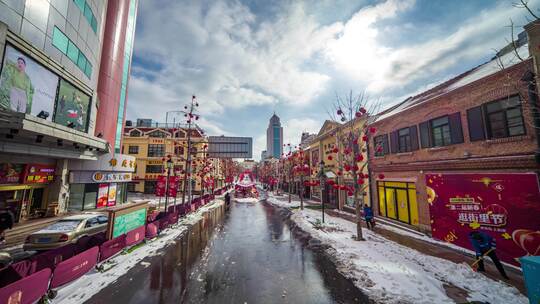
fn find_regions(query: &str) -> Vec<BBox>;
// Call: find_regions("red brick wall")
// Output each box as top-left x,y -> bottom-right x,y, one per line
368,59 -> 540,233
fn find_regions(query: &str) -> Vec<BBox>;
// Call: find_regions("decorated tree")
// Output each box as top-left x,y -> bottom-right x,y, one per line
292,148 -> 310,210
327,92 -> 383,241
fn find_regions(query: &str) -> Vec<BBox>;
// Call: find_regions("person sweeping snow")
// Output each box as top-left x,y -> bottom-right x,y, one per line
468,231 -> 509,280
363,204 -> 375,230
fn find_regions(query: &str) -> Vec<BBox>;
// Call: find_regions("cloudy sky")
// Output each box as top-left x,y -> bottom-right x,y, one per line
127,0 -> 539,160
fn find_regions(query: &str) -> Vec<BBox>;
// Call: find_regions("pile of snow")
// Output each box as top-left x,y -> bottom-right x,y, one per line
54,199 -> 225,304
234,197 -> 259,203
265,194 -> 300,208
266,195 -> 526,304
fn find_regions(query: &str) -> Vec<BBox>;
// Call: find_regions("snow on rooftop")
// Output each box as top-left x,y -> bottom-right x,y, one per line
375,44 -> 530,123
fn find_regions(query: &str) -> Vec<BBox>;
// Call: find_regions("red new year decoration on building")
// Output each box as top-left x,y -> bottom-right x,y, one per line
426,173 -> 540,266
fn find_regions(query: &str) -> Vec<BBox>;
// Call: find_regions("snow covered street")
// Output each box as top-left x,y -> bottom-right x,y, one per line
266,193 -> 527,304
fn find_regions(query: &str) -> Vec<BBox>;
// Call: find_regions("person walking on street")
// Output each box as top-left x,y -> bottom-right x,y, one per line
224,192 -> 231,207
0,208 -> 14,245
468,231 -> 509,280
363,204 -> 375,230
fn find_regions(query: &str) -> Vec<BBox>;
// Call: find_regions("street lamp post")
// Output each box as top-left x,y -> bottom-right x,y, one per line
164,157 -> 173,214
319,160 -> 325,223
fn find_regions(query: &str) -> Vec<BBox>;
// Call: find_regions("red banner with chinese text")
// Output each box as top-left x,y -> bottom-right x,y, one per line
155,176 -> 166,197
23,164 -> 55,184
426,173 -> 540,266
167,176 -> 180,197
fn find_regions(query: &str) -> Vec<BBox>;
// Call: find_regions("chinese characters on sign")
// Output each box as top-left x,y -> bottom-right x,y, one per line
426,173 -> 540,266
23,164 -> 55,184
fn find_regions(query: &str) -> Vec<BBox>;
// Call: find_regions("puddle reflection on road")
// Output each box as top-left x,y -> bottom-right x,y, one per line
87,201 -> 369,304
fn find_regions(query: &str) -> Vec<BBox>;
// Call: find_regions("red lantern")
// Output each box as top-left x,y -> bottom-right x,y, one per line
357,179 -> 364,185
328,155 -> 333,161
344,165 -> 351,171
378,173 -> 385,180
332,147 -> 339,153
347,191 -> 353,196
362,135 -> 368,142
369,127 -> 376,134
355,154 -> 364,162
355,112 -> 362,118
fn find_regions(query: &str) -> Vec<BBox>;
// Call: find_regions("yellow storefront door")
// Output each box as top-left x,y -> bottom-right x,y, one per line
396,189 -> 409,223
378,186 -> 386,217
408,188 -> 419,226
385,188 -> 397,219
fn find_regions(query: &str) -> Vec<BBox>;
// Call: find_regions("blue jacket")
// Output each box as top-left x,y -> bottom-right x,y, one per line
468,232 -> 496,255
363,206 -> 374,219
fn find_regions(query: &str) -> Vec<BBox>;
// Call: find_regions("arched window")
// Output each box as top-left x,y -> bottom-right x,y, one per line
130,130 -> 141,137
147,130 -> 167,138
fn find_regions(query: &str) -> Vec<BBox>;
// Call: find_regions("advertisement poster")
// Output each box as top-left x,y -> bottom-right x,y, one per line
97,184 -> 109,208
426,173 -> 540,266
155,176 -> 166,197
23,164 -> 55,184
0,45 -> 59,119
0,163 -> 25,184
108,183 -> 117,206
53,79 -> 91,132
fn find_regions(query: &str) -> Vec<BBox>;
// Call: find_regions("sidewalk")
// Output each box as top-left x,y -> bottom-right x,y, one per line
266,192 -> 527,303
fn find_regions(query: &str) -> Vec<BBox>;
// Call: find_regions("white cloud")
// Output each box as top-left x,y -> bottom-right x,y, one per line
324,0 -> 538,94
127,0 -> 341,124
282,117 -> 322,146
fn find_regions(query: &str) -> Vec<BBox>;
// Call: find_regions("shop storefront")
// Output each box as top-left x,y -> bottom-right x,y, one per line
68,154 -> 136,211
68,172 -> 131,211
0,163 -> 56,222
377,181 -> 419,226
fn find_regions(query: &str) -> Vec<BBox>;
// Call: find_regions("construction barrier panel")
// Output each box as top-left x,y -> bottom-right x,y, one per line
0,268 -> 51,304
126,226 -> 146,247
146,223 -> 159,239
50,246 -> 99,289
99,235 -> 127,262
31,243 -> 78,273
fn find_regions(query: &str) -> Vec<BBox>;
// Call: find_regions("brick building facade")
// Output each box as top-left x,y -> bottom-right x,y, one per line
369,28 -> 540,241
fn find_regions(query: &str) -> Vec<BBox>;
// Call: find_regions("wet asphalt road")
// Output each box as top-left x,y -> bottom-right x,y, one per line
87,200 -> 368,304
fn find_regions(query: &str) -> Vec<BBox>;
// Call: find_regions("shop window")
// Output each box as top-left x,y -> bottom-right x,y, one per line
83,183 -> 98,210
144,181 -> 156,194
127,182 -> 136,192
68,184 -> 84,211
431,116 -> 451,147
419,112 -> 463,148
377,181 -> 419,226
484,96 -> 525,139
148,144 -> 165,157
398,128 -> 411,152
373,134 -> 389,156
128,145 -> 139,154
146,165 -> 163,173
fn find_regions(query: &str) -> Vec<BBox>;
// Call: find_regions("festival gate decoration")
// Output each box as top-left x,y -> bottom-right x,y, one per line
426,173 -> 540,266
